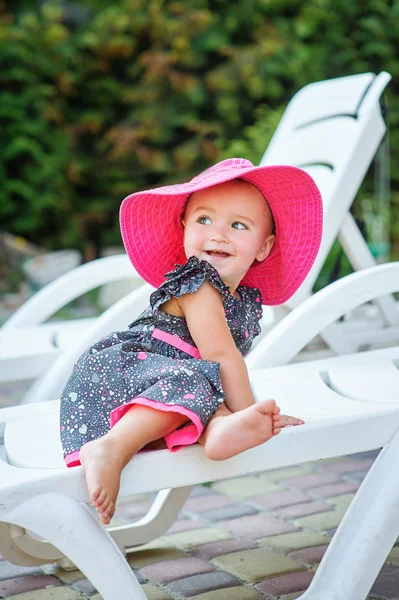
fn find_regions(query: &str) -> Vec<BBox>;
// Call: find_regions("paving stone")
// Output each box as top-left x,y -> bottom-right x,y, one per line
114,499 -> 153,520
192,539 -> 257,561
274,501 -> 331,519
0,563 -> 45,582
353,449 -> 380,460
166,518 -> 208,535
127,540 -> 188,569
370,564 -> 399,599
387,546 -> 399,567
294,509 -> 346,531
319,458 -> 375,473
257,465 -> 315,482
309,481 -> 359,498
212,549 -> 304,583
256,570 -> 314,595
283,472 -> 340,490
0,575 -> 60,597
189,486 -> 215,498
52,569 -> 84,584
248,490 -> 308,511
211,477 -> 280,499
183,495 -> 235,514
71,577 -> 97,595
140,557 -> 215,585
289,545 -> 328,565
279,593 -> 303,600
167,571 -> 241,597
163,527 -> 232,549
141,583 -> 174,600
326,493 -> 355,511
200,503 -> 258,522
132,571 -> 146,584
189,587 -> 262,600
223,513 -> 297,539
5,588 -> 84,599
343,470 -> 369,484
258,531 -> 330,552
326,528 -> 338,538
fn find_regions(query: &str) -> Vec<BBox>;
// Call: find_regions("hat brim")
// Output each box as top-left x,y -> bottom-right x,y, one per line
120,163 -> 322,305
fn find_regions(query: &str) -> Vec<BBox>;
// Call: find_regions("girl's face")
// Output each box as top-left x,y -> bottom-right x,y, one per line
182,179 -> 275,291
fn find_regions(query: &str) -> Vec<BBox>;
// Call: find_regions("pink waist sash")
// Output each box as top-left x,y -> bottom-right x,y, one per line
151,328 -> 200,359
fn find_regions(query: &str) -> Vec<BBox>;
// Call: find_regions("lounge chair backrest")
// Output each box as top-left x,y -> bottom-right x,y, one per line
22,283 -> 154,404
260,72 -> 391,298
2,254 -> 137,330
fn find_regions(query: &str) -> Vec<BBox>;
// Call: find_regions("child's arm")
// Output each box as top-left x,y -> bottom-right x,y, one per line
178,281 -> 255,413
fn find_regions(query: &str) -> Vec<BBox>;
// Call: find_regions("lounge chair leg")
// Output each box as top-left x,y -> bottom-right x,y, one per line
2,493 -> 147,600
110,486 -> 194,552
299,428 -> 399,600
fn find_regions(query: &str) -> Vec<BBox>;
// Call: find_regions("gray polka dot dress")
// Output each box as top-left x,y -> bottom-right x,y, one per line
60,256 -> 263,466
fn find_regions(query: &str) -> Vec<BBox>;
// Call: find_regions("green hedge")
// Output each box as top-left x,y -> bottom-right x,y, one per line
1,0 -> 398,261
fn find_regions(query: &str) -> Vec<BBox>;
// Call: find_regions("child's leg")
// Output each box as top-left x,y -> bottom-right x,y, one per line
199,399 -> 281,461
80,406 -> 188,525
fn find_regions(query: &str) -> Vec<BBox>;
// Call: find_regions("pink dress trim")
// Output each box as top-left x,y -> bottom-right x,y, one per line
110,398 -> 204,451
64,332 -> 204,466
65,450 -> 81,467
151,328 -> 201,358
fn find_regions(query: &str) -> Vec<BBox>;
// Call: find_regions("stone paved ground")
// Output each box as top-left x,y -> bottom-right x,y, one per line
1,383 -> 398,599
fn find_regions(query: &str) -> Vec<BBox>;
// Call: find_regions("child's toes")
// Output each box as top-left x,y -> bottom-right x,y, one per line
99,497 -> 112,515
90,486 -> 102,504
100,512 -> 111,525
273,426 -> 281,435
93,489 -> 107,509
272,412 -> 281,435
102,503 -> 115,525
272,409 -> 281,424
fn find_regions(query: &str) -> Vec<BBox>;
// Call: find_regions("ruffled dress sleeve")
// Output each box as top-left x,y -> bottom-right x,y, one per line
239,285 -> 263,340
150,256 -> 231,311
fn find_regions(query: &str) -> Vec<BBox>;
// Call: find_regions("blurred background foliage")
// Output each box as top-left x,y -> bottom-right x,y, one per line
1,0 -> 399,270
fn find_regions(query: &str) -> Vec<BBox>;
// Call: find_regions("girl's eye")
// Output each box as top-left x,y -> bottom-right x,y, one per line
198,216 -> 211,225
232,222 -> 247,230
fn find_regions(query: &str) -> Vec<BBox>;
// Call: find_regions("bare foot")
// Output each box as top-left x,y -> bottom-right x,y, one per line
204,399 -> 281,461
80,438 -> 124,525
281,415 -> 304,427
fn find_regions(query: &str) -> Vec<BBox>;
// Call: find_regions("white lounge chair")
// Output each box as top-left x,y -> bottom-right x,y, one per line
0,254 -> 143,383
260,70 -> 398,354
0,71 -> 394,389
1,262 -> 399,600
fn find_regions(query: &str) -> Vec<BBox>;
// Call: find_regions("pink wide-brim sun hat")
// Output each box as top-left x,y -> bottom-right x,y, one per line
120,158 -> 323,305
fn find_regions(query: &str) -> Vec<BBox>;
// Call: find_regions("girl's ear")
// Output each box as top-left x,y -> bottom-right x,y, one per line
256,234 -> 275,262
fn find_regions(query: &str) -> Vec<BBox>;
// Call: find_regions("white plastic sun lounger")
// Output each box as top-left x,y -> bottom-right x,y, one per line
259,70 -> 399,354
0,71 -> 394,390
1,262 -> 399,600
0,254 -> 143,382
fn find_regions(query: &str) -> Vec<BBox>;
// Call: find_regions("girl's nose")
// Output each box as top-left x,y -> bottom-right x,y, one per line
210,229 -> 228,243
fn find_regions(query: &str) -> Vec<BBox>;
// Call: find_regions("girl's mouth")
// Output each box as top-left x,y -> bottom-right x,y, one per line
206,251 -> 231,258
